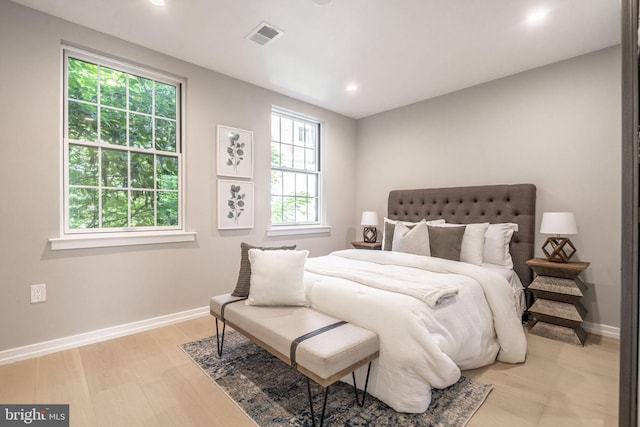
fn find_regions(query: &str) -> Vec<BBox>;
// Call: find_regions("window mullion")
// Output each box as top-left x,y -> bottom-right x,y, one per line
273,166 -> 320,176
67,139 -> 169,157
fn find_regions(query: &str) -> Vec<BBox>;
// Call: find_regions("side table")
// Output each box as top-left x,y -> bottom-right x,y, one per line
351,241 -> 382,250
526,258 -> 590,346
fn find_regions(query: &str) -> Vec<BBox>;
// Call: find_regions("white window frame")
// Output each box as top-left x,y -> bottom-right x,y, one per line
268,107 -> 330,236
50,46 -> 194,250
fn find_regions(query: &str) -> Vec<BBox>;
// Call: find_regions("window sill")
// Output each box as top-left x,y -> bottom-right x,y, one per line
49,231 -> 197,250
266,225 -> 331,237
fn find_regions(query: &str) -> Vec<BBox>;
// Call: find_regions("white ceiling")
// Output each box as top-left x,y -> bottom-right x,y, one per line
11,0 -> 620,119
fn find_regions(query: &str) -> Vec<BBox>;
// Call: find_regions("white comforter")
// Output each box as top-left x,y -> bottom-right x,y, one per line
303,249 -> 527,413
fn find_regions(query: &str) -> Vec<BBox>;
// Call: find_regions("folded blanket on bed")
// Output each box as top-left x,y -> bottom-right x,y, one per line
426,288 -> 459,306
305,257 -> 459,308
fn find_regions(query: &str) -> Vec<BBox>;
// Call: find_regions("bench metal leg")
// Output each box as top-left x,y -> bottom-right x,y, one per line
215,319 -> 226,357
305,361 -> 372,426
306,377 -> 330,427
351,361 -> 373,407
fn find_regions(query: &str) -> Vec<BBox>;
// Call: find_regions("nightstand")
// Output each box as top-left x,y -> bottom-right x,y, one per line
351,241 -> 382,250
526,258 -> 590,346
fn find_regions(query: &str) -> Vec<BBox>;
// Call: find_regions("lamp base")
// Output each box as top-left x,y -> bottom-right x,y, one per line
363,227 -> 377,243
542,237 -> 576,263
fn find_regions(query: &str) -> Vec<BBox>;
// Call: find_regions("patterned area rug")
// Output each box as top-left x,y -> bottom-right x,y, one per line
181,331 -> 492,427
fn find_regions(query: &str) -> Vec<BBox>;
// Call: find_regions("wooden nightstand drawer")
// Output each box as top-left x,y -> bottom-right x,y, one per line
528,298 -> 586,328
528,275 -> 586,303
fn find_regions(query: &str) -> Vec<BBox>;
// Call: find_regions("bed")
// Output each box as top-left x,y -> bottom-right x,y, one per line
303,183 -> 536,413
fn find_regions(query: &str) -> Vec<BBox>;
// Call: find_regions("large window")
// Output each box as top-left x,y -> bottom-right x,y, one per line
63,49 -> 182,234
270,109 -> 321,225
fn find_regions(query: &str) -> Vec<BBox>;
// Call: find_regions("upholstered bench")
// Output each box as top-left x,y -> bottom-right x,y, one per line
210,293 -> 380,426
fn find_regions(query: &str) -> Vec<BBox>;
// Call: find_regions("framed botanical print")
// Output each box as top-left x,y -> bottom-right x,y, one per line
217,179 -> 254,229
217,125 -> 253,178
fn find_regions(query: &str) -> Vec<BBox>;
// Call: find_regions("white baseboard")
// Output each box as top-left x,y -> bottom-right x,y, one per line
0,306 -> 210,366
583,321 -> 620,339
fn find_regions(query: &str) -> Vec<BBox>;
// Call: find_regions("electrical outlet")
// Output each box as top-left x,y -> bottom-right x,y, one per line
30,284 -> 46,303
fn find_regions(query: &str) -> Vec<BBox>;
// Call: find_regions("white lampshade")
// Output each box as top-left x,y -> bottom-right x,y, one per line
540,212 -> 578,235
360,211 -> 379,226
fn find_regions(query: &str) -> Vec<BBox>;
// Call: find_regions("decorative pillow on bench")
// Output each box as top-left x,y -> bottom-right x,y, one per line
231,242 -> 296,297
246,249 -> 309,306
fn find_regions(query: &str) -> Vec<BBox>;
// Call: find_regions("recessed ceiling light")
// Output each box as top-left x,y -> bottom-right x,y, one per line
312,0 -> 332,5
150,0 -> 165,6
526,8 -> 549,25
346,84 -> 358,93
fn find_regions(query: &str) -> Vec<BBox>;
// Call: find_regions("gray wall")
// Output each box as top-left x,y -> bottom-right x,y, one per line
0,1 -> 358,351
356,46 -> 621,329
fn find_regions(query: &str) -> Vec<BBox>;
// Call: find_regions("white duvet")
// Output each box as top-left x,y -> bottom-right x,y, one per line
303,249 -> 527,413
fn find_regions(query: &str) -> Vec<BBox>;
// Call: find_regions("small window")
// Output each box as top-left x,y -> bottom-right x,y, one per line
270,108 -> 321,225
62,48 -> 183,234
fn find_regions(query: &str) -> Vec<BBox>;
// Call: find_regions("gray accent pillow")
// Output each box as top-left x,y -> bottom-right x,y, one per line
231,242 -> 296,297
383,220 -> 396,251
392,220 -> 431,256
428,225 -> 466,261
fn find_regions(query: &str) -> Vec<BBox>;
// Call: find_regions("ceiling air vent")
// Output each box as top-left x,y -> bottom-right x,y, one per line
247,22 -> 283,45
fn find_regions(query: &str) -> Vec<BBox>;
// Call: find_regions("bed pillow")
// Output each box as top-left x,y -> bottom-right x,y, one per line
246,249 -> 309,306
428,225 -> 466,261
391,220 -> 431,256
231,242 -> 296,297
382,217 -> 445,251
483,223 -> 519,268
431,222 -> 489,265
382,217 -> 405,251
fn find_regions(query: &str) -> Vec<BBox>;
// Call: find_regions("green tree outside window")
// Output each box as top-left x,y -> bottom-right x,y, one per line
65,53 -> 181,231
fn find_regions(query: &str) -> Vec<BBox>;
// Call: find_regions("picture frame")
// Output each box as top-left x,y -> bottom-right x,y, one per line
217,125 -> 253,178
218,179 -> 254,230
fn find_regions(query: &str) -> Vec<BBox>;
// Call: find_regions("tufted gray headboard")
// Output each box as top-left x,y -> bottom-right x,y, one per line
387,183 -> 537,288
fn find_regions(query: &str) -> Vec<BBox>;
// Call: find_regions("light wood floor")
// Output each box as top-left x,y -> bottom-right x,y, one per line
0,316 -> 619,426
465,329 -> 618,427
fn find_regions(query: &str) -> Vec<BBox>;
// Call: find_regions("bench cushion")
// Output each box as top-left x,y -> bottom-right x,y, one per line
210,294 -> 379,383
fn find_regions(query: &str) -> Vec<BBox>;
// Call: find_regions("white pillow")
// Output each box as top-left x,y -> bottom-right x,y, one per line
483,223 -> 518,268
382,217 -> 445,251
392,219 -> 431,256
432,222 -> 489,265
246,249 -> 309,306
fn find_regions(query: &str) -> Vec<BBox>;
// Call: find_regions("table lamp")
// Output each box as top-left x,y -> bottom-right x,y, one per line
540,212 -> 578,262
361,211 -> 379,243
